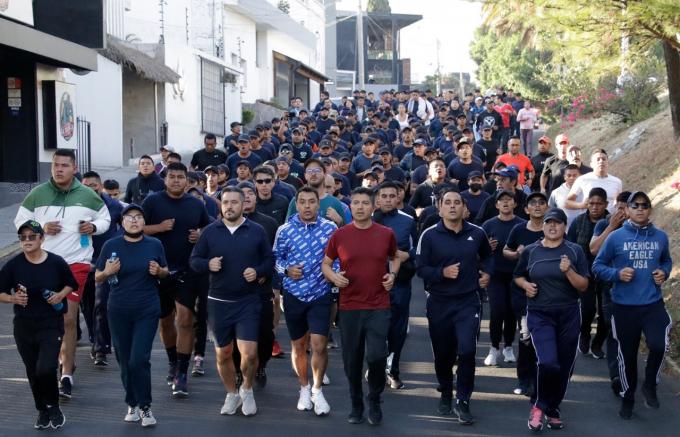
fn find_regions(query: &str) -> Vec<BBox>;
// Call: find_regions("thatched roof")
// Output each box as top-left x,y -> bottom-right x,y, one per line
99,36 -> 180,83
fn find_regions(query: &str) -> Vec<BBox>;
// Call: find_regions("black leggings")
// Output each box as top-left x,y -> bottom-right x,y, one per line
488,272 -> 517,348
14,317 -> 64,411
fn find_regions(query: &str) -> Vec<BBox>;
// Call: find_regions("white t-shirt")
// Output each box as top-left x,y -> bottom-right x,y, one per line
568,172 -> 622,213
549,183 -> 582,231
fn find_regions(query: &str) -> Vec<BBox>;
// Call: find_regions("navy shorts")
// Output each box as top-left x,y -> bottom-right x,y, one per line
283,292 -> 332,341
207,294 -> 262,348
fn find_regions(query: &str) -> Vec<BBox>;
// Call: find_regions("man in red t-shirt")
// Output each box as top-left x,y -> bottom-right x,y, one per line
323,187 -> 400,426
495,96 -> 515,152
495,136 -> 535,186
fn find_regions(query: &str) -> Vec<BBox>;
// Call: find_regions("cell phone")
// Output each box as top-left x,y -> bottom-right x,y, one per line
17,284 -> 27,294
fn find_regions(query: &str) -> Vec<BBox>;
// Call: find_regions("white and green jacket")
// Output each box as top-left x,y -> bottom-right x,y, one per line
14,178 -> 111,265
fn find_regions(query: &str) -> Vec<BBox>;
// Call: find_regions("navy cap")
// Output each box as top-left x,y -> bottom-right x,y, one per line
331,172 -> 344,182
204,166 -> 218,174
414,138 -> 428,146
338,153 -> 351,161
496,166 -> 519,180
236,181 -> 256,192
527,191 -> 548,203
121,203 -> 145,219
291,127 -> 302,134
319,139 -> 332,148
236,160 -> 252,169
261,121 -> 272,129
543,208 -> 568,224
363,136 -> 376,144
17,220 -> 44,236
237,134 -> 250,142
495,190 -> 515,201
456,113 -> 467,119
195,171 -> 207,182
186,171 -> 199,182
217,164 -> 229,174
467,170 -> 483,180
275,156 -> 289,164
248,131 -> 259,138
279,143 -> 293,152
378,147 -> 391,155
627,191 -> 651,205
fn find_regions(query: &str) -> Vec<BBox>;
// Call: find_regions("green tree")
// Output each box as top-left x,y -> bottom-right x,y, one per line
367,0 -> 391,13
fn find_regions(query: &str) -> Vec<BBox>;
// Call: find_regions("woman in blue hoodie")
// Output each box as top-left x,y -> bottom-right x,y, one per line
592,191 -> 673,420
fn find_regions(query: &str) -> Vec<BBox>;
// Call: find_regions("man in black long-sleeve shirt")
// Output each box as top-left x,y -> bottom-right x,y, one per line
190,187 -> 273,417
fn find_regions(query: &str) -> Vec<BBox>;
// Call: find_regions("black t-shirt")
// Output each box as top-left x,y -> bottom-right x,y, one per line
191,148 -> 228,171
142,191 -> 211,272
506,223 -> 544,251
475,139 -> 500,172
409,181 -> 459,210
0,252 -> 78,320
551,164 -> 593,193
482,216 -> 526,273
530,152 -> 554,192
256,194 -> 289,226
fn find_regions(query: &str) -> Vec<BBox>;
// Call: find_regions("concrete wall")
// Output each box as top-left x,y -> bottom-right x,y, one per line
64,55 -> 124,168
122,70 -> 158,161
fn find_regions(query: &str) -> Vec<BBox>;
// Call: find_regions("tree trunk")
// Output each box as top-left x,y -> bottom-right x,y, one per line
662,40 -> 680,139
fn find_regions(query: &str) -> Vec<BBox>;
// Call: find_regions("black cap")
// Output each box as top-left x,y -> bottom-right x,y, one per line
237,181 -> 256,192
543,208 -> 568,224
378,147 -> 391,155
17,220 -> 44,236
279,143 -> 293,152
230,121 -> 241,128
121,204 -> 145,220
291,127 -> 302,134
363,136 -> 376,144
319,139 -> 332,148
627,191 -> 651,205
527,191 -> 548,203
217,164 -> 229,174
338,153 -> 351,161
195,171 -> 207,182
331,172 -> 344,182
467,170 -> 483,180
414,138 -> 427,146
186,171 -> 199,182
495,190 -> 515,202
236,160 -> 252,169
237,134 -> 250,142
456,113 -> 467,119
248,130 -> 259,139
204,166 -> 218,174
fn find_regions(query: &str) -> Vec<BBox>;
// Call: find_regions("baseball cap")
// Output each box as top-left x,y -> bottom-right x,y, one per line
275,156 -> 289,164
482,121 -> 494,130
160,145 -> 175,152
217,164 -> 229,174
495,190 -> 515,202
496,166 -> 519,180
338,153 -> 351,161
237,134 -> 250,142
414,138 -> 428,146
467,170 -> 483,180
248,130 -> 259,139
236,160 -> 252,169
204,166 -> 218,174
319,139 -> 332,149
17,220 -> 44,236
456,113 -> 467,119
627,191 -> 651,206
378,147 -> 391,155
230,121 -> 241,128
279,144 -> 293,153
538,135 -> 552,144
121,204 -> 145,219
527,191 -> 548,203
186,172 -> 199,182
555,133 -> 569,145
543,208 -> 568,224
195,172 -> 207,182
237,181 -> 256,192
331,172 -> 344,182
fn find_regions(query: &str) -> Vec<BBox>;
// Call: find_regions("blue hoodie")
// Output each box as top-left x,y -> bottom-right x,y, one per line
592,220 -> 672,306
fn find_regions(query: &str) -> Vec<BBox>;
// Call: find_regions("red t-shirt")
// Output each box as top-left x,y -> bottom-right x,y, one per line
325,223 -> 397,311
495,153 -> 535,185
495,104 -> 514,128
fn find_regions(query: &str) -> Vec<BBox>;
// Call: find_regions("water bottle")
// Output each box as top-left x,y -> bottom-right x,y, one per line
108,252 -> 119,285
79,221 -> 90,248
42,289 -> 64,312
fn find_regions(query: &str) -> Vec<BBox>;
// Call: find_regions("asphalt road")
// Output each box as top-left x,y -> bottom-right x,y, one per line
1,277 -> 679,437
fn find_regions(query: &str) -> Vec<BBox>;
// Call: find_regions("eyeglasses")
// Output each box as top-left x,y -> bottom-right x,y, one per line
528,200 -> 547,206
123,214 -> 145,222
18,234 -> 39,242
629,202 -> 650,210
255,178 -> 273,185
305,168 -> 323,174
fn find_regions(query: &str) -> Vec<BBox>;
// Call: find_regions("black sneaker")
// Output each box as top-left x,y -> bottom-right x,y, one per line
619,400 -> 634,419
642,384 -> 660,409
94,353 -> 108,366
386,371 -> 404,389
254,367 -> 267,390
437,394 -> 453,415
172,372 -> 189,398
48,406 -> 66,429
34,410 -> 50,429
59,377 -> 72,399
367,401 -> 382,426
347,404 -> 364,424
578,337 -> 590,355
590,343 -> 605,359
453,400 -> 474,425
611,377 -> 623,398
166,362 -> 177,386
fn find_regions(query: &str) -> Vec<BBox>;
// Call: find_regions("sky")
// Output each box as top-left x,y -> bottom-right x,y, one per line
334,0 -> 484,84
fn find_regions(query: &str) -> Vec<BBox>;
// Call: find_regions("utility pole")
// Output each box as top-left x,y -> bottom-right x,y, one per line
357,0 -> 365,89
435,38 -> 441,96
459,71 -> 465,99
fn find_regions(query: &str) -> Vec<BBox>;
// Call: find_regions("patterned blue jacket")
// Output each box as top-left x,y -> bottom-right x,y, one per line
273,214 -> 337,302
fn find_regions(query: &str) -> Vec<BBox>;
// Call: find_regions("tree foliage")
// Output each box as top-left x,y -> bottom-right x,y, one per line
367,0 -> 391,13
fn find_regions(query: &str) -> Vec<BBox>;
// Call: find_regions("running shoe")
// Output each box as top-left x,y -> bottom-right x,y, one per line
578,337 -> 590,355
172,372 -> 189,398
619,400 -> 634,419
255,367 -> 267,389
528,406 -> 544,432
272,340 -> 284,358
642,384 -> 660,409
484,347 -> 500,366
611,376 -> 623,398
590,343 -> 605,359
94,353 -> 108,366
347,404 -> 364,424
48,406 -> 66,429
240,387 -> 257,416
166,362 -> 177,386
220,392 -> 242,415
311,388 -> 331,416
124,406 -> 140,422
386,371 -> 404,389
367,401 -> 382,426
545,409 -> 564,430
437,394 -> 453,415
58,377 -> 72,399
453,400 -> 474,425
327,333 -> 338,349
34,410 -> 50,429
503,346 -> 516,363
297,385 -> 312,411
191,356 -> 205,377
140,406 -> 156,427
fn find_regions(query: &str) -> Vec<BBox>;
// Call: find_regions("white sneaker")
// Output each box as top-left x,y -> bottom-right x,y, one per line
220,392 -> 242,415
297,384 -> 312,411
484,347 -> 500,366
124,406 -> 140,422
140,407 -> 156,427
503,346 -> 516,363
311,388 -> 331,416
240,387 -> 257,416
322,373 -> 331,386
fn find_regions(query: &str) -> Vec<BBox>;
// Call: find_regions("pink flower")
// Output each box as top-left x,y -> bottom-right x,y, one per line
672,181 -> 680,189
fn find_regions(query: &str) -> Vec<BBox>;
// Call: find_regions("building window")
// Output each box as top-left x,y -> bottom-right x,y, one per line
294,72 -> 309,108
200,58 -> 225,136
274,59 -> 290,107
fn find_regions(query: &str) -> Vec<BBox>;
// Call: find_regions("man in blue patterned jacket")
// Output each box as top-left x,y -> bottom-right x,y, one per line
273,187 -> 337,416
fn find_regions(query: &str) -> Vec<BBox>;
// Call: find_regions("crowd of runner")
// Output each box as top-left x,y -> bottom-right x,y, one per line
0,87 -> 673,433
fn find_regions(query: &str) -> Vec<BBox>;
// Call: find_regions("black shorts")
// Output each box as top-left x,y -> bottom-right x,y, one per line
158,271 -> 208,318
283,292 -> 332,341
208,294 -> 262,348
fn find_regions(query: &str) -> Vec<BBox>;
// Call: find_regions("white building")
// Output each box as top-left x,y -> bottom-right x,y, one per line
62,0 -> 327,168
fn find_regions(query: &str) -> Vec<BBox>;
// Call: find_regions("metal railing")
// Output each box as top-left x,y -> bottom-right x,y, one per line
76,117 -> 91,173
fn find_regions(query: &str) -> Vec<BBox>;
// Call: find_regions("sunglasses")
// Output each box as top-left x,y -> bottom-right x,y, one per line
18,234 -> 39,242
629,202 -> 650,210
255,178 -> 273,185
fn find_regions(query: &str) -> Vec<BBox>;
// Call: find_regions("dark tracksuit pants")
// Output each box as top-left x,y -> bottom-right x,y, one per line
14,317 -> 64,411
611,300 -> 672,402
599,281 -> 619,380
427,292 -> 480,401
580,279 -> 607,349
233,294 -> 274,370
80,269 -> 96,344
93,281 -> 111,354
108,303 -> 159,408
193,275 -> 209,357
511,287 -> 536,389
339,309 -> 391,406
388,282 -> 411,377
527,304 -> 580,413
488,272 -> 517,349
